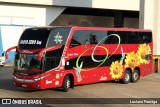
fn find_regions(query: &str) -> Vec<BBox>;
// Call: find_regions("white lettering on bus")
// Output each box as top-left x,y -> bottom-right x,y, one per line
37,40 -> 42,45
28,40 -> 36,44
20,40 -> 28,44
19,40 -> 42,45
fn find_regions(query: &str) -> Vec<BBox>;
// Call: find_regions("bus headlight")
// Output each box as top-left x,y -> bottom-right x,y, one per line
34,74 -> 50,81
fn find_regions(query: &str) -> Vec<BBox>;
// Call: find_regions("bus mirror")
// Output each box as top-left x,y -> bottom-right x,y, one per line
5,46 -> 17,59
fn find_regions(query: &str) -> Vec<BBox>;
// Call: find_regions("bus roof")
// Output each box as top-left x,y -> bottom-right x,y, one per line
29,26 -> 152,32
72,26 -> 152,32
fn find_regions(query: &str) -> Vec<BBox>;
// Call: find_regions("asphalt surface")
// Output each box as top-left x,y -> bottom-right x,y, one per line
0,66 -> 160,107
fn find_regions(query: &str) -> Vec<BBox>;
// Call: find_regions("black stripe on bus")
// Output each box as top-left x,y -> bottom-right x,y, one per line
65,54 -> 123,70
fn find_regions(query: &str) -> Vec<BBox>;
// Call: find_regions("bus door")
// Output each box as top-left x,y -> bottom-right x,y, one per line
65,47 -> 94,84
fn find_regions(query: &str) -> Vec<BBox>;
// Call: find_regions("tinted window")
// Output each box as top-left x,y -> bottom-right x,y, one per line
18,29 -> 51,49
127,32 -> 139,44
47,27 -> 71,47
138,32 -> 152,44
43,47 -> 64,71
18,27 -> 71,49
70,30 -> 107,48
104,32 -> 120,44
65,54 -> 122,70
107,31 -> 152,44
116,31 -> 128,44
69,30 -> 152,48
45,27 -> 71,71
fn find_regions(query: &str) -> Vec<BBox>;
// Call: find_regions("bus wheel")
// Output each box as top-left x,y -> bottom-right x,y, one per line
131,69 -> 140,83
121,70 -> 131,84
62,75 -> 70,92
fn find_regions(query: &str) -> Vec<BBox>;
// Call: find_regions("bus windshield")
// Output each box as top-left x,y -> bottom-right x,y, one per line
14,27 -> 72,75
18,29 -> 50,49
14,53 -> 42,74
18,27 -> 71,49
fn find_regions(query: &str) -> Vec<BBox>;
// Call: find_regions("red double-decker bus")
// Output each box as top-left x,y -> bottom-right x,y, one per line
6,26 -> 153,92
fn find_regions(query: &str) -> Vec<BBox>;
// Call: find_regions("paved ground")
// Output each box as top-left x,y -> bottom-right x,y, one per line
0,66 -> 160,107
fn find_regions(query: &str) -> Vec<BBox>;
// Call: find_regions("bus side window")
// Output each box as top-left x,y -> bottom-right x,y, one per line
127,32 -> 138,44
136,32 -> 152,44
118,31 -> 128,44
89,34 -> 97,44
69,31 -> 85,48
104,32 -> 119,44
142,32 -> 152,43
69,38 -> 81,48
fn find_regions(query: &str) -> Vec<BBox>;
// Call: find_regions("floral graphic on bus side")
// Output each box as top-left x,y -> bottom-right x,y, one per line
125,52 -> 141,68
137,43 -> 151,64
110,61 -> 123,79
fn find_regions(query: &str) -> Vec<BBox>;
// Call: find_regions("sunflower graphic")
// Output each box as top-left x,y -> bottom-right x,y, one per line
137,44 -> 151,64
125,52 -> 140,68
110,61 -> 123,79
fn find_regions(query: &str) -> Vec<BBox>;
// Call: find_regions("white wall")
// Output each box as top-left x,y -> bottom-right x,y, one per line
139,0 -> 160,55
0,0 -> 140,26
0,5 -> 65,26
0,5 -> 45,26
0,0 -> 53,5
92,0 -> 139,11
1,26 -> 24,51
0,0 -> 139,11
53,0 -> 139,11
0,25 -> 32,62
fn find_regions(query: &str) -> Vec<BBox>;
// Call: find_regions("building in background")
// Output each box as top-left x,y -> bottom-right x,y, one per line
0,0 -> 159,63
0,25 -> 30,62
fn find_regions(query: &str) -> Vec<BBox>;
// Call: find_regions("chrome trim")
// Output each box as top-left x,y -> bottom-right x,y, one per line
13,74 -> 50,83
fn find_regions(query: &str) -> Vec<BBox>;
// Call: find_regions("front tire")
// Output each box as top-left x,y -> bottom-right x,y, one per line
131,69 -> 140,83
121,70 -> 131,84
62,76 -> 70,92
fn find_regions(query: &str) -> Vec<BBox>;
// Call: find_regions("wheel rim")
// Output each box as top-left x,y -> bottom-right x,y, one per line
133,72 -> 138,80
67,79 -> 70,89
125,73 -> 130,82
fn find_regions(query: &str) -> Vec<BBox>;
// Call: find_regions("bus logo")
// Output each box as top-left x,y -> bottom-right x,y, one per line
54,32 -> 63,44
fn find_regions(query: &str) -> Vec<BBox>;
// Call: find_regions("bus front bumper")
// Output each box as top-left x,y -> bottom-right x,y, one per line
13,74 -> 59,89
13,76 -> 44,89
